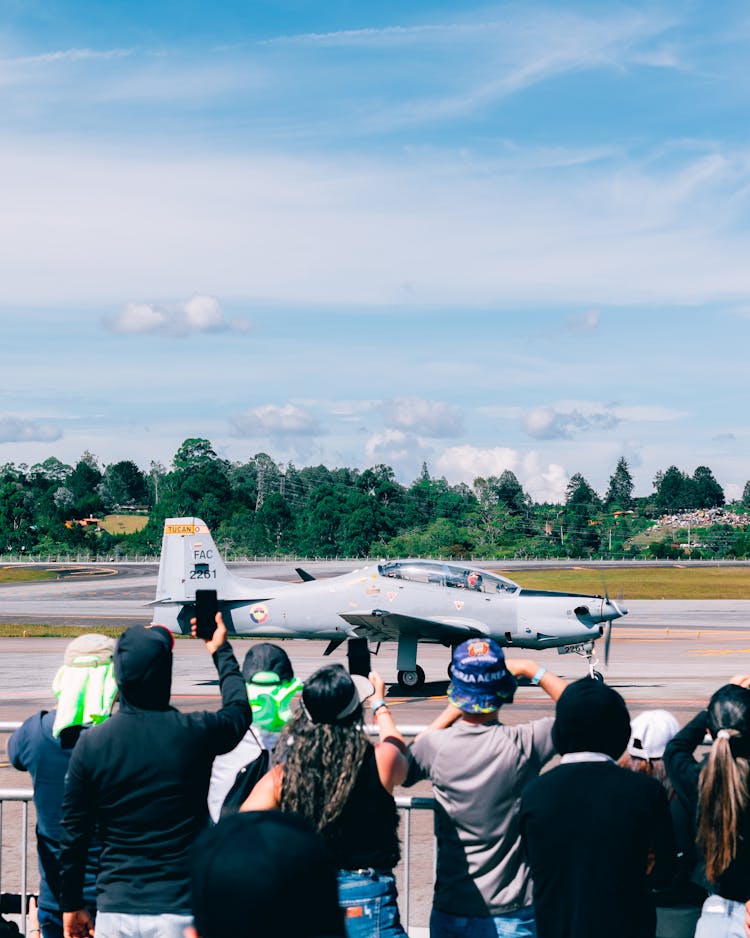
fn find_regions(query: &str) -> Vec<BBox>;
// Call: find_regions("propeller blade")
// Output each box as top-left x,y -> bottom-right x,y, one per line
604,619 -> 612,667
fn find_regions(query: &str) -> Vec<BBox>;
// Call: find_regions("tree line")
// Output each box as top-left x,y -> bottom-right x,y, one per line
1,440 -> 748,559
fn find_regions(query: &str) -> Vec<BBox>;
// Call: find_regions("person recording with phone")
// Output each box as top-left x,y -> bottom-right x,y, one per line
59,612 -> 251,938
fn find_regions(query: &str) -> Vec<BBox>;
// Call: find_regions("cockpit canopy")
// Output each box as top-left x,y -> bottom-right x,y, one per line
378,560 -> 519,594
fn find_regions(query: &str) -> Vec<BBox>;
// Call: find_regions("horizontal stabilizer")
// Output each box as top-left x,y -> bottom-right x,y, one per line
296,567 -> 316,582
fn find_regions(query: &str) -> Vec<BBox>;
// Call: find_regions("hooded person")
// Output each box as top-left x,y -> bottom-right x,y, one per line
207,642 -> 303,822
402,642 -> 568,938
59,616 -> 251,938
8,634 -> 117,938
520,678 -> 675,938
188,812 -> 345,938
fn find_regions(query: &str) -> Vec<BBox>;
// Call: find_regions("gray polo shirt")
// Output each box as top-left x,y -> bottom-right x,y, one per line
405,716 -> 554,916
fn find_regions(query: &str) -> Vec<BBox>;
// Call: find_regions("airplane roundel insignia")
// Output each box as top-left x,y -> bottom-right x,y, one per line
249,604 -> 268,625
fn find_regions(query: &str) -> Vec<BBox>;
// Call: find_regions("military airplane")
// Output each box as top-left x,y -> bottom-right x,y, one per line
151,517 -> 627,688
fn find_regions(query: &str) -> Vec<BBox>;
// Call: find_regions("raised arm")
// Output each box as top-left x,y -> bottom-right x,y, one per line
505,657 -> 567,701
370,671 -> 409,792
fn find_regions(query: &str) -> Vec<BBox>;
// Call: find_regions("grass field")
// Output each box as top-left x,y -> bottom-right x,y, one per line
0,567 -> 60,583
496,566 -> 750,599
100,514 -> 149,535
0,623 -> 128,638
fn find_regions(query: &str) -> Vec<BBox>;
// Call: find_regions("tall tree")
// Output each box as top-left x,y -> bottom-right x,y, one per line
604,457 -> 634,509
690,466 -> 725,509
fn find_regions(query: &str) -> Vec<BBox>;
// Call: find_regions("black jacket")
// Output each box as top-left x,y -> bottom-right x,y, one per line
59,631 -> 251,915
520,760 -> 675,938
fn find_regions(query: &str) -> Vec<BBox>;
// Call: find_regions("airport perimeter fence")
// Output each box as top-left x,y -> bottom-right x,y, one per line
1,552 -> 743,565
0,722 -> 436,935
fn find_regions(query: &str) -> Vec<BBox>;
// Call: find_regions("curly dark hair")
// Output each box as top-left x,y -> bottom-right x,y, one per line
275,665 -> 371,832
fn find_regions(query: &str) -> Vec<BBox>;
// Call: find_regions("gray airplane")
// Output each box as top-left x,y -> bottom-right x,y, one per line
151,516 -> 627,688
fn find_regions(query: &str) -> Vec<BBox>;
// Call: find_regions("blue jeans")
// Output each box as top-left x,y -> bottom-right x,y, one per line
337,870 -> 407,938
694,896 -> 746,938
94,912 -> 193,938
430,905 -> 537,938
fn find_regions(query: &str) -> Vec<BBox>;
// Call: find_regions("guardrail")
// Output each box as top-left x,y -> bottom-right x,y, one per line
0,790 -> 32,936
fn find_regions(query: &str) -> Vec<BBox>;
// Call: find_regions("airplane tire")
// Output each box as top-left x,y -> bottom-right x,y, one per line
398,666 -> 425,689
447,662 -> 453,679
592,670 -> 604,683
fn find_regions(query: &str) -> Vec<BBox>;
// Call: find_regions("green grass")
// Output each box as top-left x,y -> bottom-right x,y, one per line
0,567 -> 60,583
0,623 -> 128,638
100,514 -> 149,535
495,566 -> 750,599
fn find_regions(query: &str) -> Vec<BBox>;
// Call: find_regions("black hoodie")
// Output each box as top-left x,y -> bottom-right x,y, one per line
59,627 -> 251,915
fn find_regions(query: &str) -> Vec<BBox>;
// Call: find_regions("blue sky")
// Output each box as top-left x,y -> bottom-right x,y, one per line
2,1 -> 750,501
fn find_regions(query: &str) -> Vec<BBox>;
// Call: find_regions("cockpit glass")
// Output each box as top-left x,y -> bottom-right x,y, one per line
378,561 -> 518,593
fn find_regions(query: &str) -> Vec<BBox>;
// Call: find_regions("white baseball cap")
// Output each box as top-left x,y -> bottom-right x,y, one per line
628,709 -> 680,760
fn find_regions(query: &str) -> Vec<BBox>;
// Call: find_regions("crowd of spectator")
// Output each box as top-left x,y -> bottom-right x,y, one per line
654,509 -> 750,530
7,625 -> 750,938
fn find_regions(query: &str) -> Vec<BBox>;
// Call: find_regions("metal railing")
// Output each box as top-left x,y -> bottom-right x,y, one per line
0,790 -> 32,936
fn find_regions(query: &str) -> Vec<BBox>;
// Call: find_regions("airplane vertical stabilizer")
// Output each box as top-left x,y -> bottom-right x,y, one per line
155,516 -> 235,603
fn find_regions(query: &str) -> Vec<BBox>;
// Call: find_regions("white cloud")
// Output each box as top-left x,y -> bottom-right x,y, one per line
382,397 -> 464,438
435,445 -> 567,502
105,295 -> 246,337
229,404 -> 321,438
0,416 -> 62,443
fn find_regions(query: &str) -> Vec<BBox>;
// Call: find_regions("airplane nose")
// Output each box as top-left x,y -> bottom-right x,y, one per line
604,598 -> 627,620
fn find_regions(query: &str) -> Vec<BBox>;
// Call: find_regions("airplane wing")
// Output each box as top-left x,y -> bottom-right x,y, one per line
339,611 -> 488,643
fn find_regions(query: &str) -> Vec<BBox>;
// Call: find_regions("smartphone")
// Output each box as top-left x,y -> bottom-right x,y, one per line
346,638 -> 371,677
194,589 -> 219,640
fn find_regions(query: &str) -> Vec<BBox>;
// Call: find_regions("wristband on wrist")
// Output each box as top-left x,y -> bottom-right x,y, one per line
370,698 -> 388,713
531,666 -> 547,686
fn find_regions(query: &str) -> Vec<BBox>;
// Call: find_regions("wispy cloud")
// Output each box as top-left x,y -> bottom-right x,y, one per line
229,404 -> 322,438
104,295 -> 249,337
0,416 -> 62,443
522,401 -> 689,440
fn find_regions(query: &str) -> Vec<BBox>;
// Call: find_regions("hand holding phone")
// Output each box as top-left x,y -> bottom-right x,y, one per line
194,589 -> 219,640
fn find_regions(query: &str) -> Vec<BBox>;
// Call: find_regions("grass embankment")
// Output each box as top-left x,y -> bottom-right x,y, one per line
0,623 -> 128,638
496,566 -> 750,599
0,568 -> 60,583
99,514 -> 149,535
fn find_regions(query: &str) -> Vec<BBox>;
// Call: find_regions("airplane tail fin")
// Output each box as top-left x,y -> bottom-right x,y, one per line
154,517 -> 235,603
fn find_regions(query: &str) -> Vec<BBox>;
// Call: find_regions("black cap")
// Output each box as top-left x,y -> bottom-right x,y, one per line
552,677 -> 631,760
242,642 -> 295,684
191,811 -> 345,938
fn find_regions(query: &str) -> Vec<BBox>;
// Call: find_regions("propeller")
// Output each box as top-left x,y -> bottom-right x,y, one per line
599,576 -> 626,668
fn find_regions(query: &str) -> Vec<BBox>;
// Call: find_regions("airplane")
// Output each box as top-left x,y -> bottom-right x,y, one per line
151,516 -> 627,688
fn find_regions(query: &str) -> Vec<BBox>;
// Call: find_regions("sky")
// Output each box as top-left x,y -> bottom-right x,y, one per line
2,1 -> 750,502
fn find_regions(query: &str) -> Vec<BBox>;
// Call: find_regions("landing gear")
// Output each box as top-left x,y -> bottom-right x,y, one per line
397,666 -> 425,689
569,641 -> 604,681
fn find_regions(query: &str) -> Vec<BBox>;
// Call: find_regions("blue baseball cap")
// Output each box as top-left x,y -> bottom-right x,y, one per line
448,639 -> 517,713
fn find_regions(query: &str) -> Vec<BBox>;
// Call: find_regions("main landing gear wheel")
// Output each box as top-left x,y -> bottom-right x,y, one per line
397,666 -> 425,689
592,670 -> 604,683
